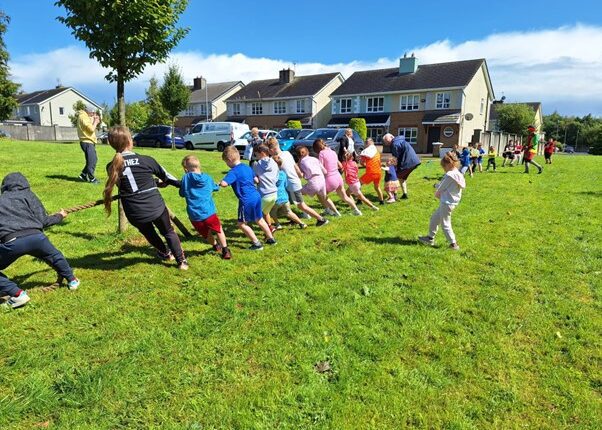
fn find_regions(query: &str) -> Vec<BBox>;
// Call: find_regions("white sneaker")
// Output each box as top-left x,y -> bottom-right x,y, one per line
323,208 -> 335,216
371,206 -> 380,211
353,208 -> 363,216
300,212 -> 311,219
68,278 -> 80,291
418,236 -> 435,246
7,291 -> 30,308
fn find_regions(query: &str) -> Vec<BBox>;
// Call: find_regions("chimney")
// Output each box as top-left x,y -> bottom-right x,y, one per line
193,76 -> 207,90
399,53 -> 418,74
279,68 -> 295,84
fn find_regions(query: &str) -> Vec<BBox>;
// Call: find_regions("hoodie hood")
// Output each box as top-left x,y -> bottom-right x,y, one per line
448,169 -> 466,189
1,172 -> 30,193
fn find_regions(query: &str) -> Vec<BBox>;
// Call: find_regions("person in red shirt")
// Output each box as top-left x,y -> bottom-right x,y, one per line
544,138 -> 555,164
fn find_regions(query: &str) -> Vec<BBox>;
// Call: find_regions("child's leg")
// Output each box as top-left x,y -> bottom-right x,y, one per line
493,159 -> 497,171
401,180 -> 408,195
286,209 -> 303,225
256,217 -> 274,239
205,231 -> 217,247
355,190 -> 377,209
0,271 -> 21,297
297,202 -> 322,220
336,186 -> 359,210
317,193 -> 338,213
428,205 -> 443,239
215,230 -> 228,248
238,221 -> 260,243
374,181 -> 384,202
27,233 -> 76,281
439,204 -> 456,244
152,209 -> 186,264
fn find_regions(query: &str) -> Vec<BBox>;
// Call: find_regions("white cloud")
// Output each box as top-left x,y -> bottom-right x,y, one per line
9,24 -> 602,115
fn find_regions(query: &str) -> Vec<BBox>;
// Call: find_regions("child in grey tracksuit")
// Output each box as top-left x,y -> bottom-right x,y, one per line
419,152 -> 466,250
0,173 -> 79,308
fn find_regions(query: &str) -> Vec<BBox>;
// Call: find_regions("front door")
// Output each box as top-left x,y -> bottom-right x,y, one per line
427,127 -> 441,153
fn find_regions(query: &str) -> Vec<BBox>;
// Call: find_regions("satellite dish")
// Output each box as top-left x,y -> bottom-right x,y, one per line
465,113 -> 474,121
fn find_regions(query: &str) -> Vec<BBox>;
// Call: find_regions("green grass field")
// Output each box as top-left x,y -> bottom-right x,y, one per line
0,140 -> 600,429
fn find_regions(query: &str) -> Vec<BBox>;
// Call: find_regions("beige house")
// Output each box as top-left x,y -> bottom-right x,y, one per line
488,101 -> 543,132
14,86 -> 102,127
225,69 -> 344,130
176,77 -> 244,131
329,56 -> 495,153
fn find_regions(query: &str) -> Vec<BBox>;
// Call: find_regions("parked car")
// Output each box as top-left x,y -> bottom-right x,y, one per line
97,131 -> 109,145
0,129 -> 11,138
275,128 -> 302,151
291,128 -> 364,159
183,121 -> 249,151
564,145 -> 575,153
233,129 -> 278,155
133,125 -> 185,149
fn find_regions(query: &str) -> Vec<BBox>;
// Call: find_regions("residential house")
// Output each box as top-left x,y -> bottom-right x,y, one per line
488,101 -> 543,132
176,77 -> 244,130
14,86 -> 102,127
329,56 -> 495,153
225,69 -> 344,130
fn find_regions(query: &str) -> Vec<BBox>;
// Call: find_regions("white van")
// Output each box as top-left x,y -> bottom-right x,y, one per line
183,122 -> 249,151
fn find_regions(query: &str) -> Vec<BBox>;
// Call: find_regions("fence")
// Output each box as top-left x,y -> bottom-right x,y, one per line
477,131 -> 525,155
0,124 -> 79,141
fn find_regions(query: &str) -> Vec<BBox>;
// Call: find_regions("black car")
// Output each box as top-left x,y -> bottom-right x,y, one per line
291,128 -> 364,159
133,125 -> 185,149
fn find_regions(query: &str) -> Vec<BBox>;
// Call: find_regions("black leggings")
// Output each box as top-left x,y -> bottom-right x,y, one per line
130,208 -> 185,264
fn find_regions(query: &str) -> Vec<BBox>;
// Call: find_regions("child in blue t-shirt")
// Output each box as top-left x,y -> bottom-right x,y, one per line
219,146 -> 276,251
270,155 -> 307,230
180,155 -> 231,259
460,146 -> 472,177
476,143 -> 485,173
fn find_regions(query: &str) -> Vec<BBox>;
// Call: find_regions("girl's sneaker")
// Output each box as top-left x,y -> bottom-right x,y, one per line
386,198 -> 396,204
221,247 -> 232,260
157,250 -> 175,261
7,291 -> 30,309
449,243 -> 460,251
298,223 -> 308,229
273,223 -> 283,230
352,208 -> 363,216
418,236 -> 435,246
178,260 -> 189,270
265,238 -> 277,245
300,212 -> 311,219
68,278 -> 80,291
323,208 -> 335,216
249,242 -> 264,251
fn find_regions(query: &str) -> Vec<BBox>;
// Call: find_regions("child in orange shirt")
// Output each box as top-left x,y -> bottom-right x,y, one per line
359,138 -> 384,205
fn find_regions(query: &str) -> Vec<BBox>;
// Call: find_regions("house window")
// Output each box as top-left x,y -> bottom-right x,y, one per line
367,97 -> 384,112
232,103 -> 241,116
436,92 -> 451,109
251,102 -> 263,115
480,98 -> 485,115
183,105 -> 195,116
400,94 -> 420,111
398,127 -> 418,144
274,101 -> 286,114
59,107 -> 65,115
296,99 -> 306,114
340,98 -> 352,114
199,104 -> 207,115
367,128 -> 384,143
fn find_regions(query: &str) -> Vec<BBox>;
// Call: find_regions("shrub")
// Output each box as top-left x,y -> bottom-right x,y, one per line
349,118 -> 367,140
286,120 -> 302,129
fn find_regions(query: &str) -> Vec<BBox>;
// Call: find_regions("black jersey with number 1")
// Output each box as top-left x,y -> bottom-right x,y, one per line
106,151 -> 179,224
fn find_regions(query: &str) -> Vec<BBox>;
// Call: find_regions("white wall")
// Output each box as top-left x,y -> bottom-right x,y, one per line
459,64 -> 492,145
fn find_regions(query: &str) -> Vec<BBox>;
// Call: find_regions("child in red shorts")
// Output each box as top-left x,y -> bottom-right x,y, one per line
179,155 -> 231,259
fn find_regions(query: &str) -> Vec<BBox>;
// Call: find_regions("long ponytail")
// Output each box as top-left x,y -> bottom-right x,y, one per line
104,126 -> 132,215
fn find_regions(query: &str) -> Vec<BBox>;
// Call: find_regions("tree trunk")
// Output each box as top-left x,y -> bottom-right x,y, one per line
171,117 -> 176,150
116,73 -> 128,232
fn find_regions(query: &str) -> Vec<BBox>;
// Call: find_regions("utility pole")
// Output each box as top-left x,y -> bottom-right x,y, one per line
575,128 -> 580,152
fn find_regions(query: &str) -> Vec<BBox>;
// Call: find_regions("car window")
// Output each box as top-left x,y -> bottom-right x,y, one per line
312,129 -> 337,140
297,129 -> 313,139
191,124 -> 202,133
216,124 -> 228,132
240,131 -> 251,140
352,131 -> 361,141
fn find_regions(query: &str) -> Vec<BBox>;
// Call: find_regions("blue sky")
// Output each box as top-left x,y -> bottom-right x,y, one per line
3,0 -> 602,115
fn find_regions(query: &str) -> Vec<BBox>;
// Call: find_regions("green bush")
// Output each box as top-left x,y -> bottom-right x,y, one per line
349,118 -> 367,140
286,120 -> 302,129
583,124 -> 602,155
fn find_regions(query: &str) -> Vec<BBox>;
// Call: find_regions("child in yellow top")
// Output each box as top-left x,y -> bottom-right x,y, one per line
485,146 -> 497,172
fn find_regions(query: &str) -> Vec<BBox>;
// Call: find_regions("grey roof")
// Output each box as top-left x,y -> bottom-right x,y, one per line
331,59 -> 486,96
226,73 -> 341,101
16,87 -> 70,104
189,81 -> 242,104
489,102 -> 541,121
422,110 -> 462,124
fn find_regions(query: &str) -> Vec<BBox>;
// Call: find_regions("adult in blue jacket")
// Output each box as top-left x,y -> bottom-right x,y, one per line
382,133 -> 421,199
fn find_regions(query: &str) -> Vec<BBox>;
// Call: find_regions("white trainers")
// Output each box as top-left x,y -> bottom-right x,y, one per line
371,206 -> 380,211
418,236 -> 435,246
68,278 -> 80,291
449,243 -> 460,251
7,291 -> 30,308
323,208 -> 335,216
300,212 -> 311,219
352,208 -> 363,216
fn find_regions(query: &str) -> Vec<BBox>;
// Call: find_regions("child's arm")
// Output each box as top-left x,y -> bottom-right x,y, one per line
150,158 -> 181,188
254,176 -> 259,184
294,164 -> 303,178
337,161 -> 343,170
31,194 -> 65,228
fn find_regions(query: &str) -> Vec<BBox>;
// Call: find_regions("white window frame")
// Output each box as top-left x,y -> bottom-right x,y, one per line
340,98 -> 352,114
367,97 -> 384,113
274,101 -> 287,114
435,92 -> 451,109
398,127 -> 418,144
199,103 -> 207,116
400,94 -> 420,111
296,99 -> 306,114
232,103 -> 241,116
251,102 -> 263,115
480,98 -> 485,115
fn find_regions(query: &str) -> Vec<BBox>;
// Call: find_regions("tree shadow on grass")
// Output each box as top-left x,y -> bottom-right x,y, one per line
364,236 -> 420,246
45,174 -> 86,183
574,191 -> 601,197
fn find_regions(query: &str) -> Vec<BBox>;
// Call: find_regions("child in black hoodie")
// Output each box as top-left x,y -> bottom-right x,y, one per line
0,172 -> 79,308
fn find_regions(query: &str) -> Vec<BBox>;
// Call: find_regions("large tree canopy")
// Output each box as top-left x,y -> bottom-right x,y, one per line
0,11 -> 20,121
496,104 -> 535,136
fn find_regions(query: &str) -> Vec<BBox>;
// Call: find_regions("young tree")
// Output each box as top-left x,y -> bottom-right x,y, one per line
56,0 -> 189,126
286,120 -> 302,129
0,11 -> 20,121
349,118 -> 367,140
110,102 -> 150,132
496,104 -> 535,136
159,65 -> 189,149
146,76 -> 170,127
68,99 -> 87,126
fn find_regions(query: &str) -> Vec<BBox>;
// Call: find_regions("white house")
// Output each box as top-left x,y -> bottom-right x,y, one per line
14,86 -> 102,127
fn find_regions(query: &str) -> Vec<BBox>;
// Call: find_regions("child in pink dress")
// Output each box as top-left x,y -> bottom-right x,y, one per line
313,139 -> 362,216
296,146 -> 339,216
341,151 -> 379,211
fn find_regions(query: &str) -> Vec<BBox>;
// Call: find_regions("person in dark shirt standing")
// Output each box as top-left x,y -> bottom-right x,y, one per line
104,126 -> 188,270
382,133 -> 421,199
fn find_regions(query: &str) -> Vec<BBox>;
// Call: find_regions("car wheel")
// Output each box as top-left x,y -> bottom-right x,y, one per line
154,140 -> 161,148
217,142 -> 225,152
185,141 -> 194,150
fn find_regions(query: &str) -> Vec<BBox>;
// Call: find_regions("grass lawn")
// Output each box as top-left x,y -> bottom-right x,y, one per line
0,140 -> 600,429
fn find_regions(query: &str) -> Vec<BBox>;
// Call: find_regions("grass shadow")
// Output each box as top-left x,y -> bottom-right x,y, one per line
364,236 -> 420,246
45,174 -> 85,183
574,191 -> 601,197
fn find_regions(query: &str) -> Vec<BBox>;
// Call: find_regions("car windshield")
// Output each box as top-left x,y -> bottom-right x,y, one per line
240,131 -> 251,140
296,129 -> 313,139
309,129 -> 337,140
277,129 -> 300,140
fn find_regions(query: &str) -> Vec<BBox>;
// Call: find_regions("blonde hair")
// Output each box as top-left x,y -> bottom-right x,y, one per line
272,154 -> 283,167
388,156 -> 397,166
266,137 -> 280,151
222,145 -> 240,163
104,126 -> 132,215
365,137 -> 374,146
182,154 -> 200,170
441,151 -> 460,169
